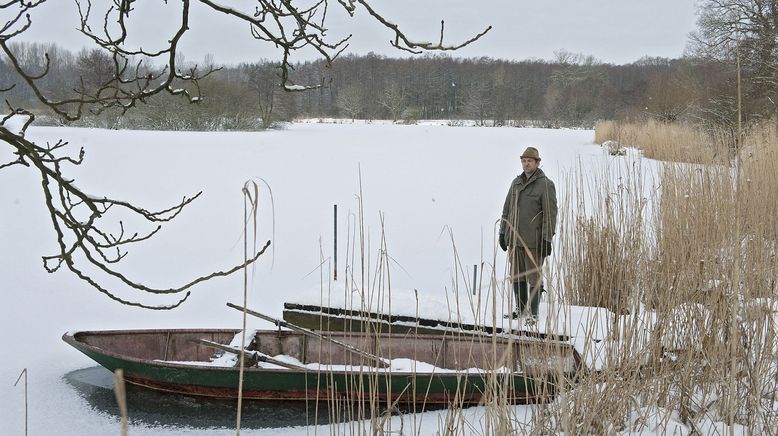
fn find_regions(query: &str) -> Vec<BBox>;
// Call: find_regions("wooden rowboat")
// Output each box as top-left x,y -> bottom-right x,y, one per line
63,328 -> 581,405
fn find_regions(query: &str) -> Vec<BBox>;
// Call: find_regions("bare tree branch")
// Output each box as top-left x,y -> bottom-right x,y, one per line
1,108 -> 271,309
355,1 -> 492,54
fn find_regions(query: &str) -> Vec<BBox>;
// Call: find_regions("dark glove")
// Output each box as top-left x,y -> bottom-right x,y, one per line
499,233 -> 507,252
540,240 -> 552,257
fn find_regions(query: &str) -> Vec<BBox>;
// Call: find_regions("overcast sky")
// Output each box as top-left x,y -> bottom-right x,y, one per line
17,0 -> 699,66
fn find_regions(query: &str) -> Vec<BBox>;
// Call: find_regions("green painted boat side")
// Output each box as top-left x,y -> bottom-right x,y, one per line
63,329 -> 572,404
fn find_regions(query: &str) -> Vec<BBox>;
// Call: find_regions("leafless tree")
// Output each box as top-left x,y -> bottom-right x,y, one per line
644,63 -> 700,123
689,0 -> 778,118
336,84 -> 365,120
545,52 -> 607,125
462,83 -> 491,126
0,0 -> 489,308
243,61 -> 282,128
379,83 -> 407,121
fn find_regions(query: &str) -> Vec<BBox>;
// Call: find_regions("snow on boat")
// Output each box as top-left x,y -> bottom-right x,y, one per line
63,328 -> 581,404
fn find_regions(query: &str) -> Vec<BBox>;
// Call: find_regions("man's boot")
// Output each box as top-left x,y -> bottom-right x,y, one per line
526,284 -> 542,326
512,281 -> 528,319
511,281 -> 520,319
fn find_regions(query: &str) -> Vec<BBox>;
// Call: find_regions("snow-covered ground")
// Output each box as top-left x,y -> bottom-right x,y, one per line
0,122 -> 688,434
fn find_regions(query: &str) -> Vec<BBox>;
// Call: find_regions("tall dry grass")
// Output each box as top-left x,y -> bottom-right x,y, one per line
554,120 -> 778,434
558,155 -> 650,317
595,119 -> 728,165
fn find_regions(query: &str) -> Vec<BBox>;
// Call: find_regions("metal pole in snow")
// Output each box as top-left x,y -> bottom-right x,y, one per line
334,204 -> 338,281
473,264 -> 477,295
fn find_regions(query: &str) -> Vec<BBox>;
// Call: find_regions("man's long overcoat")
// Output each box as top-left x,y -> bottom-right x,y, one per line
499,169 -> 558,250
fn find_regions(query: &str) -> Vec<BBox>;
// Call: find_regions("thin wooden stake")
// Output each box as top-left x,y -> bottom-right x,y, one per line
473,264 -> 477,295
14,368 -> 27,436
334,204 -> 338,281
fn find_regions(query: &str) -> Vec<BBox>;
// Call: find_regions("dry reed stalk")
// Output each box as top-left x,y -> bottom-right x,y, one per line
235,180 -> 262,435
113,369 -> 128,436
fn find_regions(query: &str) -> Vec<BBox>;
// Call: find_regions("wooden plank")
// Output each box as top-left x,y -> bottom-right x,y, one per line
226,303 -> 390,368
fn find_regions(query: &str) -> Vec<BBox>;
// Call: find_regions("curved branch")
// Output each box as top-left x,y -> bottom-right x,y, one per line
2,113 -> 271,309
355,0 -> 491,52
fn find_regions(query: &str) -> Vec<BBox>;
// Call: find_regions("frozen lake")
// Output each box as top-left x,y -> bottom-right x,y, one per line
1,122 -> 603,434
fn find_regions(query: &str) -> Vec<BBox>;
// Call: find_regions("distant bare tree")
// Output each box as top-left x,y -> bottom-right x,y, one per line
545,52 -> 607,125
336,84 -> 365,120
462,83 -> 491,126
379,83 -> 407,121
644,63 -> 700,122
0,0 -> 489,307
243,62 -> 281,128
76,48 -> 115,90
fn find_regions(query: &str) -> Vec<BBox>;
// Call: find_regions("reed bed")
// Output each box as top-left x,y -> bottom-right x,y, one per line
594,119 -> 727,165
550,120 -> 778,434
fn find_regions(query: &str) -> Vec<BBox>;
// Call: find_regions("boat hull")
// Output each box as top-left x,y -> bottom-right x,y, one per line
64,329 -> 574,404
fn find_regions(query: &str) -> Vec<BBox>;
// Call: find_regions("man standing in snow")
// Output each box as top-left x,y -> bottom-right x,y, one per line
498,147 -> 558,326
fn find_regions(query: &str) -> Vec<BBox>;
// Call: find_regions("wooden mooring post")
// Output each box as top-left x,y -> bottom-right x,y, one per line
473,264 -> 477,295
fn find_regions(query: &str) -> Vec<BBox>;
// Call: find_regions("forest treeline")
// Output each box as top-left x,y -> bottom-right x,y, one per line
2,1 -> 777,138
0,44 -> 763,133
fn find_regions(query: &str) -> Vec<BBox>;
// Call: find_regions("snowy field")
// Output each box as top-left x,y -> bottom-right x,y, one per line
2,122 -> 659,434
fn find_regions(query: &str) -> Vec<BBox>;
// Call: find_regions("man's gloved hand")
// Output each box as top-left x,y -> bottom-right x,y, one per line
499,233 -> 507,252
541,239 -> 552,257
